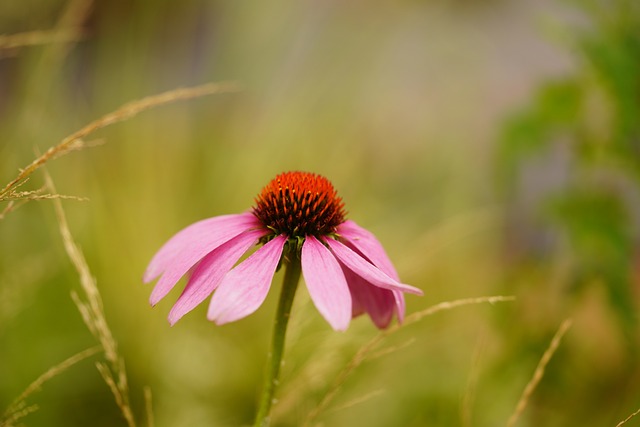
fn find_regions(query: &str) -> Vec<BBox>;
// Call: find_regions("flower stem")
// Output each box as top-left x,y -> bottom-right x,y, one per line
253,256 -> 301,427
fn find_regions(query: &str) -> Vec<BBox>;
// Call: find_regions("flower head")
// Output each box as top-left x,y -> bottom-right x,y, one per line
253,172 -> 345,237
144,171 -> 422,330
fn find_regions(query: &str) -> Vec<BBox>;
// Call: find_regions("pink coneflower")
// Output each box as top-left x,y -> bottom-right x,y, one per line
144,171 -> 422,330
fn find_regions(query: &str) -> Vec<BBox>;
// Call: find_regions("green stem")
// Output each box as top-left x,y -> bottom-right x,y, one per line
253,256 -> 301,427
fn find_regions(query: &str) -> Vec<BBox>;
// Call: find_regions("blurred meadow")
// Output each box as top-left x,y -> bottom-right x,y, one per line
1,0 -> 640,426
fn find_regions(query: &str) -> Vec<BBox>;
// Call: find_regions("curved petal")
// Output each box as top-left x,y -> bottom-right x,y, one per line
351,294 -> 365,318
144,212 -> 258,283
337,220 -> 400,281
338,221 -> 409,324
392,290 -> 406,324
344,267 -> 395,329
167,229 -> 264,325
325,238 -> 423,296
148,213 -> 260,305
302,236 -> 351,331
207,235 -> 286,325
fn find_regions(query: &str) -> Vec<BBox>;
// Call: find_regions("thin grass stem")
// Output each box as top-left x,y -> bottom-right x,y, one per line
46,170 -> 138,427
0,81 -> 240,203
616,407 -> 640,427
506,318 -> 573,427
1,346 -> 100,426
303,295 -> 516,426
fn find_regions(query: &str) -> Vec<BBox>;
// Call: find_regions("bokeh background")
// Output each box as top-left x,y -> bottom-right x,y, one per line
1,0 -> 639,426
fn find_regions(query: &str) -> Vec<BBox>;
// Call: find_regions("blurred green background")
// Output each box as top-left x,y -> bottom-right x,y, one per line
1,0 -> 639,426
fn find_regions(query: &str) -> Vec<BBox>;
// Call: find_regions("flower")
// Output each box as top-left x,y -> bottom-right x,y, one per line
144,171 -> 422,330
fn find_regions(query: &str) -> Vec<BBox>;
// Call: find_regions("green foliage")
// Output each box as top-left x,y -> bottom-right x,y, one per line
548,190 -> 636,339
497,80 -> 582,183
498,0 -> 640,343
580,0 -> 640,156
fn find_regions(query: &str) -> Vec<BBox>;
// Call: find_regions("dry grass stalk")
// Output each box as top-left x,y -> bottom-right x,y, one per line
17,0 -> 93,126
368,337 -> 416,360
327,389 -> 385,414
461,335 -> 486,427
0,29 -> 81,50
303,295 -> 516,426
29,0 -> 92,76
0,178 -> 88,211
615,407 -> 640,427
46,171 -> 138,427
55,0 -> 93,36
0,201 -> 20,220
0,0 -> 94,219
96,362 -> 136,427
400,296 -> 516,328
1,346 -> 100,427
144,386 -> 154,427
0,404 -> 39,427
0,81 -> 240,203
3,191 -> 88,202
0,0 -> 88,50
506,318 -> 573,427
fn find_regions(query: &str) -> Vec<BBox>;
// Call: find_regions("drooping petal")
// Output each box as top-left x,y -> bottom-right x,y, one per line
167,229 -> 265,325
148,213 -> 260,306
337,220 -> 408,324
392,290 -> 406,323
343,267 -> 396,329
351,294 -> 365,318
337,220 -> 400,281
207,235 -> 286,325
325,238 -> 423,296
337,221 -> 409,324
301,236 -> 351,331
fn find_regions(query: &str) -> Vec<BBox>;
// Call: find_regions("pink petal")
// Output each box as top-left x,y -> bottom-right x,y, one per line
337,221 -> 407,324
207,235 -> 286,325
145,212 -> 258,283
167,229 -> 264,325
344,267 -> 396,329
392,290 -> 406,324
301,236 -> 352,331
324,238 -> 423,296
351,295 -> 365,318
337,220 -> 400,281
148,213 -> 260,306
